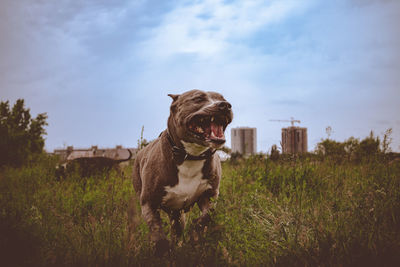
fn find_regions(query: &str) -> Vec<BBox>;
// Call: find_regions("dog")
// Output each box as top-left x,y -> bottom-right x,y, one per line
132,89 -> 233,255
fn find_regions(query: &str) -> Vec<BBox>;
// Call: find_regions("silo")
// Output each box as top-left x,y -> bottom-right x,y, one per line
231,127 -> 257,154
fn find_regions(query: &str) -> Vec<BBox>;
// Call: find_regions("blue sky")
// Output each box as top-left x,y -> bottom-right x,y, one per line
1,0 -> 399,152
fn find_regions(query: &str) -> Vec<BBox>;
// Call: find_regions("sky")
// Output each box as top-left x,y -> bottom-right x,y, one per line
1,0 -> 399,153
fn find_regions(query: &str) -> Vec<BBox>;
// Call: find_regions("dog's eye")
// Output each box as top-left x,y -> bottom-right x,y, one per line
193,97 -> 204,103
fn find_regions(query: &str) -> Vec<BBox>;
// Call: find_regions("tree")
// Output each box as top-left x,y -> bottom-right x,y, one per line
354,131 -> 380,160
270,144 -> 280,161
316,130 -> 391,163
381,128 -> 392,154
343,137 -> 359,160
316,139 -> 346,158
0,99 -> 48,167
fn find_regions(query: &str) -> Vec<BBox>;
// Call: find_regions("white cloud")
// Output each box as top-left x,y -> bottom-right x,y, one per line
140,0 -> 312,59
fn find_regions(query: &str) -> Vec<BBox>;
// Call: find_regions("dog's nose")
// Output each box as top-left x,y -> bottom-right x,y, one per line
217,101 -> 232,111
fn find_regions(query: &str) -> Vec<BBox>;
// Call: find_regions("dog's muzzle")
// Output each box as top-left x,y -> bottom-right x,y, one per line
186,101 -> 232,145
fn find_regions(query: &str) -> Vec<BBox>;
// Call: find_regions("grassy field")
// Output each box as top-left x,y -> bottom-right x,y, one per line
1,154 -> 400,266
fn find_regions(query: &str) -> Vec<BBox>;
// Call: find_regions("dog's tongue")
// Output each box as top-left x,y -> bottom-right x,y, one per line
210,122 -> 225,140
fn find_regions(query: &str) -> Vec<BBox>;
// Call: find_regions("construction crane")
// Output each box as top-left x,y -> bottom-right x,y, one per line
269,117 -> 301,127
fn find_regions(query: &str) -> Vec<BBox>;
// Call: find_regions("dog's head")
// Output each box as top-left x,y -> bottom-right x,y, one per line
167,89 -> 233,149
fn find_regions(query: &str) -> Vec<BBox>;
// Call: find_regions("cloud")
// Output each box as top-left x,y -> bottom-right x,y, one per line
1,0 -> 399,151
139,0 -> 313,60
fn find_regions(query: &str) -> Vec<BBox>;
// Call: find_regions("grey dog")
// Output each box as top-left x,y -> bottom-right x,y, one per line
132,89 -> 233,255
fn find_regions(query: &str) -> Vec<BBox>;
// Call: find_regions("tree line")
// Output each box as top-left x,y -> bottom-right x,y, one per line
0,99 -> 397,168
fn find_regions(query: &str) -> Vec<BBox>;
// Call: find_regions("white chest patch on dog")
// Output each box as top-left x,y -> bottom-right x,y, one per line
162,159 -> 211,210
181,141 -> 209,156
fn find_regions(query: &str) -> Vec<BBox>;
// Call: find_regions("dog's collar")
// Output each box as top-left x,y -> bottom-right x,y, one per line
164,130 -> 216,164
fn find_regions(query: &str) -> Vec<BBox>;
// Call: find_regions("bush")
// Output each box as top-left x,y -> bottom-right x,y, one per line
316,130 -> 392,163
0,99 -> 47,167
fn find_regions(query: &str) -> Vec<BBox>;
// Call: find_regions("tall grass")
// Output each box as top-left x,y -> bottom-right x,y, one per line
218,156 -> 400,266
1,155 -> 399,266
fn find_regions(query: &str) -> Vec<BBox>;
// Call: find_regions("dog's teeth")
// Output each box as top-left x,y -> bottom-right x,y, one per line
196,126 -> 204,133
211,116 -> 214,122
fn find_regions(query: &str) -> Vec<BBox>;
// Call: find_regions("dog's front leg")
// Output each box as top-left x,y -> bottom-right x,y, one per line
141,203 -> 169,256
169,210 -> 185,238
194,195 -> 215,231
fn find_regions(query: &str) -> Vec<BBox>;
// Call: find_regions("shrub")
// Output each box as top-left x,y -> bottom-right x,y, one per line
0,99 -> 47,167
316,130 -> 392,163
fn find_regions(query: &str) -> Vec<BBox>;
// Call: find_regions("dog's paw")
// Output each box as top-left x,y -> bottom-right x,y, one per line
189,214 -> 212,243
193,213 -> 211,231
154,238 -> 169,257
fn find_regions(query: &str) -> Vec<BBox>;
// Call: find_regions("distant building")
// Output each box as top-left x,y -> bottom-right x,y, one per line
231,127 -> 257,155
52,145 -> 136,161
281,127 -> 308,154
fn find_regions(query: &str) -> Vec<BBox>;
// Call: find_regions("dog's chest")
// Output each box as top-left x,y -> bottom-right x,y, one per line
162,160 -> 211,210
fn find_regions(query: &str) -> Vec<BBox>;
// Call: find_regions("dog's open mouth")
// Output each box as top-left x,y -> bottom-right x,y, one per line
188,115 -> 228,144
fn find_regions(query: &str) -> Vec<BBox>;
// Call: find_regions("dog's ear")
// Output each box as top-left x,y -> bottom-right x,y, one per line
168,94 -> 180,102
